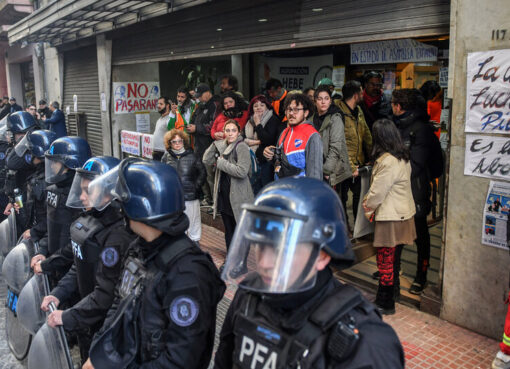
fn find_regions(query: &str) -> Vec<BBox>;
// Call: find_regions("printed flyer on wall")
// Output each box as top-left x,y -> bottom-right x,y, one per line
482,180 -> 510,250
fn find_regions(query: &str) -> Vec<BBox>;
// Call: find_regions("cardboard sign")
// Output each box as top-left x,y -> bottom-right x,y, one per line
113,82 -> 160,114
120,130 -> 141,156
465,49 -> 510,133
141,134 -> 153,159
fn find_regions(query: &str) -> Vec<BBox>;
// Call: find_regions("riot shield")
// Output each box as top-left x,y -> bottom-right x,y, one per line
27,301 -> 73,369
5,308 -> 31,360
353,167 -> 375,239
0,208 -> 16,257
16,274 -> 48,335
3,239 -> 34,292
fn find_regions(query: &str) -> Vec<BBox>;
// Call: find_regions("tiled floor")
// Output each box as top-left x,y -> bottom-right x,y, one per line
200,224 -> 499,369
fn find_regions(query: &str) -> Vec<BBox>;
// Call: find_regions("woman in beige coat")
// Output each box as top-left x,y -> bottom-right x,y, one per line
363,119 -> 416,315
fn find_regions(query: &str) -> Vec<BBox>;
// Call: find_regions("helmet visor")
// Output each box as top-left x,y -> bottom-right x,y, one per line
45,156 -> 67,184
222,208 -> 321,294
0,118 -> 9,142
14,134 -> 30,157
87,166 -> 120,211
66,171 -> 96,209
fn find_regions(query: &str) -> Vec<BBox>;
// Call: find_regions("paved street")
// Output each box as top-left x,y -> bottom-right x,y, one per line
0,224 -> 500,368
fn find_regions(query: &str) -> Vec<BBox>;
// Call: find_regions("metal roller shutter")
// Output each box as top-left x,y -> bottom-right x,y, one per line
63,45 -> 103,155
112,0 -> 450,65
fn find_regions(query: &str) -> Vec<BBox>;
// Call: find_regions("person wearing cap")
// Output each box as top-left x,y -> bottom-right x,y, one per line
187,83 -> 219,207
40,156 -> 135,365
214,177 -> 404,369
318,77 -> 342,105
38,99 -> 52,120
85,158 -> 225,369
42,101 -> 67,138
8,97 -> 22,113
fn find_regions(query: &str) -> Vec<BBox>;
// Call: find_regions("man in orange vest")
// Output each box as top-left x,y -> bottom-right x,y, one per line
169,86 -> 196,131
265,78 -> 288,121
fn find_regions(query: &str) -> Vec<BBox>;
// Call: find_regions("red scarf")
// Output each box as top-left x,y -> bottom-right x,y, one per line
363,90 -> 380,109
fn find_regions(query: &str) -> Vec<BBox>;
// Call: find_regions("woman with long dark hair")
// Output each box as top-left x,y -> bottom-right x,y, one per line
210,91 -> 249,141
363,118 -> 416,315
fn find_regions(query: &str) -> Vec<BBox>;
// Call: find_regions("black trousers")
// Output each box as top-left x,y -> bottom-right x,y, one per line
414,215 -> 430,282
340,176 -> 362,225
221,212 -> 237,252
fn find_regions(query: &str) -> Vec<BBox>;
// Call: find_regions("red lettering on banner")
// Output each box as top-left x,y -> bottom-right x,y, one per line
138,84 -> 148,98
139,99 -> 146,110
127,83 -> 137,98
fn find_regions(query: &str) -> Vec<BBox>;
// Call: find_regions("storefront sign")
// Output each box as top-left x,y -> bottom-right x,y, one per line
465,49 -> 510,134
258,54 -> 333,91
141,134 -> 153,159
465,134 -> 510,180
113,82 -> 160,114
120,130 -> 141,156
482,180 -> 510,250
350,39 -> 438,65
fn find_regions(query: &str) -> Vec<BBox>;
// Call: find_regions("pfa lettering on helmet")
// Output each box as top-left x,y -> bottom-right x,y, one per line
71,240 -> 84,260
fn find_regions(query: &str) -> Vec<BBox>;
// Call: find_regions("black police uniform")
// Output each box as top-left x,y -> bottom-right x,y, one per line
214,268 -> 405,369
24,163 -> 48,242
38,172 -> 81,282
50,205 -> 134,361
92,232 -> 225,369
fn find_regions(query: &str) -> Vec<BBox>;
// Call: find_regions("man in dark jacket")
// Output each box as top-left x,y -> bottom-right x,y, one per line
359,71 -> 392,131
43,101 -> 67,138
392,88 -> 436,295
38,99 -> 52,120
187,83 -> 218,206
0,97 -> 19,119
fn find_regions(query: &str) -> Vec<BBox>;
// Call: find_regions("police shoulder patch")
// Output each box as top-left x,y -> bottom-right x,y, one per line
101,247 -> 119,267
0,152 -> 5,160
170,296 -> 199,327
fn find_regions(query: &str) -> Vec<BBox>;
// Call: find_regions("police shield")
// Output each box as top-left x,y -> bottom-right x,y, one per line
28,323 -> 73,369
5,306 -> 31,360
3,239 -> 34,292
17,274 -> 48,335
353,166 -> 375,239
0,209 -> 17,257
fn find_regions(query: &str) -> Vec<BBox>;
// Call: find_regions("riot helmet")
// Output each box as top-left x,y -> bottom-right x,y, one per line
0,116 -> 9,142
222,177 -> 353,294
90,158 -> 186,229
7,111 -> 39,136
14,129 -> 57,160
67,156 -> 120,209
45,136 -> 91,184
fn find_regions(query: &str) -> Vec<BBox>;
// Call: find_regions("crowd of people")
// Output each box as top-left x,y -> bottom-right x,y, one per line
154,73 -> 445,314
0,71 -> 447,369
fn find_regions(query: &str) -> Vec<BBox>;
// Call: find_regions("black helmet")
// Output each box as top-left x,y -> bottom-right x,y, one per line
14,129 -> 57,159
44,136 -> 92,184
7,111 -> 39,134
222,177 -> 353,294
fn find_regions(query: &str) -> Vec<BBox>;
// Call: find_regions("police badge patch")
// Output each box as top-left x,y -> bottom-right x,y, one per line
101,247 -> 119,267
0,152 -> 5,160
170,296 -> 199,327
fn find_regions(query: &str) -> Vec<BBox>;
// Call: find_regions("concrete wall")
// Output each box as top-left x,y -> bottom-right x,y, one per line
441,0 -> 510,339
111,63 -> 159,157
42,46 -> 63,104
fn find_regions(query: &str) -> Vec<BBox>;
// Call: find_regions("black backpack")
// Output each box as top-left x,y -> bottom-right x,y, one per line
409,121 -> 444,179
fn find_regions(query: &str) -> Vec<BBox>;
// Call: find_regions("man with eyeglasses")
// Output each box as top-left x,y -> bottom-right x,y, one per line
360,71 -> 392,131
263,93 -> 323,180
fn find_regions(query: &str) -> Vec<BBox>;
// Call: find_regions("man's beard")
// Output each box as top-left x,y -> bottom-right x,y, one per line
158,108 -> 166,115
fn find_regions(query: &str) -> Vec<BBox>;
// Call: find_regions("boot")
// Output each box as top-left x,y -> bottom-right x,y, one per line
375,285 -> 395,315
409,264 -> 428,295
492,351 -> 510,369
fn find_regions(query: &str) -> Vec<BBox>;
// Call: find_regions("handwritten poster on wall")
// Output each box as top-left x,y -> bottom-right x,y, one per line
141,134 -> 153,159
482,181 -> 510,250
465,49 -> 510,133
113,82 -> 160,114
120,130 -> 141,156
465,134 -> 510,180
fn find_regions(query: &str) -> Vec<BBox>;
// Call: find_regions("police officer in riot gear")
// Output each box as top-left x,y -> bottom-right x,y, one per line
13,130 -> 57,244
85,158 -> 225,369
0,119 -> 11,222
39,156 -> 135,364
30,136 -> 91,283
3,111 -> 40,219
214,177 -> 405,369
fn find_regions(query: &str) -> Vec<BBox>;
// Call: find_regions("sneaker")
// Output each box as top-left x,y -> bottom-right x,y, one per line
372,271 -> 380,280
376,305 -> 396,315
492,351 -> 510,369
409,280 -> 427,295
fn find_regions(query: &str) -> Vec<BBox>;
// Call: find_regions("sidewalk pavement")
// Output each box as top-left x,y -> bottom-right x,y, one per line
200,225 -> 498,369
